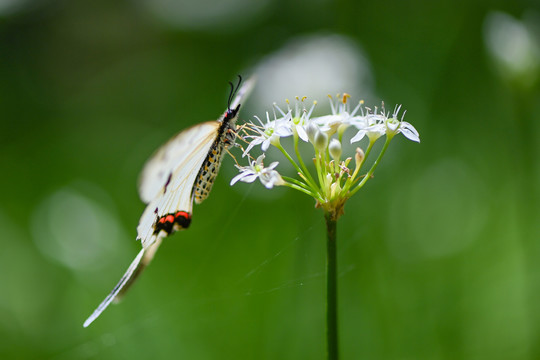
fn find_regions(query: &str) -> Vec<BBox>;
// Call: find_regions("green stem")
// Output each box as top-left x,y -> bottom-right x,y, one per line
314,148 -> 325,189
282,176 -> 323,200
276,143 -> 306,179
281,175 -> 310,190
350,136 -> 392,196
325,212 -> 339,360
294,132 -> 319,191
362,139 -> 375,166
342,140 -> 374,195
282,182 -> 318,197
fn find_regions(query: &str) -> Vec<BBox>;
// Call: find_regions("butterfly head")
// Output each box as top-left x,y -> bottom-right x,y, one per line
224,103 -> 241,122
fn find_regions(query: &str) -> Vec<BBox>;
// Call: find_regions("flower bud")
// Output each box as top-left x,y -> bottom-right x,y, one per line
329,138 -> 342,161
306,122 -> 319,143
337,123 -> 349,139
314,130 -> 328,151
355,147 -> 365,164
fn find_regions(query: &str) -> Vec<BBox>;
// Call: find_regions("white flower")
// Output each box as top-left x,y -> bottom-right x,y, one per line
230,154 -> 284,189
312,94 -> 362,134
274,97 -> 317,142
242,112 -> 292,157
312,114 -> 345,134
349,114 -> 386,143
384,105 -> 420,142
349,104 -> 419,143
386,119 -> 420,142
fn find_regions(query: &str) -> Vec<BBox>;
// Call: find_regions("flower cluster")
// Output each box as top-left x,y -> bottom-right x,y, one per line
231,94 -> 420,219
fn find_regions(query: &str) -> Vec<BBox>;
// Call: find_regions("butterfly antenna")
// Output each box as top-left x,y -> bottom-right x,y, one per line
227,81 -> 235,111
227,75 -> 244,110
235,75 -> 243,95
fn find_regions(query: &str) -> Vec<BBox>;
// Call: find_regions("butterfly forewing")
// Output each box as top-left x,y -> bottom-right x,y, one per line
138,122 -> 220,204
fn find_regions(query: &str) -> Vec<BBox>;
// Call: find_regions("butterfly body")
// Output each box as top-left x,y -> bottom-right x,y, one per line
83,77 -> 254,328
194,105 -> 238,203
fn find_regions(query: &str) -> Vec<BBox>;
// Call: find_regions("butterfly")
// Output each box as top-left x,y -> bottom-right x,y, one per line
83,76 -> 255,327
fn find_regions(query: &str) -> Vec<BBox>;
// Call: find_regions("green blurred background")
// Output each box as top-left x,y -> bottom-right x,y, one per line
1,0 -> 540,359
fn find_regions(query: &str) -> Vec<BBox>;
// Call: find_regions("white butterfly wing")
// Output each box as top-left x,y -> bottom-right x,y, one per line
83,247 -> 146,328
138,122 -> 220,204
83,237 -> 163,328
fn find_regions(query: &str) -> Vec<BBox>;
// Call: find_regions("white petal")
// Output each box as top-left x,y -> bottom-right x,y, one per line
255,154 -> 266,166
242,141 -> 257,157
241,174 -> 259,183
259,174 -> 275,189
402,122 -> 420,137
231,172 -> 248,185
261,139 -> 271,152
386,120 -> 400,131
275,127 -> 293,137
349,116 -> 368,129
401,127 -> 420,142
350,130 -> 366,143
296,125 -> 309,142
368,124 -> 386,135
313,114 -> 342,126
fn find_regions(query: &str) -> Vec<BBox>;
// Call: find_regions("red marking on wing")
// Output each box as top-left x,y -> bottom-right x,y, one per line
154,211 -> 192,235
175,211 -> 191,221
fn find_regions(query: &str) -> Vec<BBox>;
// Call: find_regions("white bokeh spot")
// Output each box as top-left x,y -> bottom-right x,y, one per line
484,11 -> 540,85
386,159 -> 488,261
138,0 -> 269,31
31,185 -> 128,270
250,33 -> 374,112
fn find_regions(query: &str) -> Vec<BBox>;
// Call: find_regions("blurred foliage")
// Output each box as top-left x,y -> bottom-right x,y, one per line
1,0 -> 539,359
